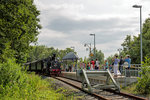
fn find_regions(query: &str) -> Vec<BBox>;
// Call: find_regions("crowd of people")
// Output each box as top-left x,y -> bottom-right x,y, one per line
81,55 -> 131,77
64,55 -> 131,77
112,55 -> 131,77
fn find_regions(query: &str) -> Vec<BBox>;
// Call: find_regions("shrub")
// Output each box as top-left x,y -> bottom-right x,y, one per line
136,57 -> 150,94
0,59 -> 66,99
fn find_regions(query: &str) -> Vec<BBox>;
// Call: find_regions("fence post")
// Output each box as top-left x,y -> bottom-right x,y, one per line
125,68 -> 127,86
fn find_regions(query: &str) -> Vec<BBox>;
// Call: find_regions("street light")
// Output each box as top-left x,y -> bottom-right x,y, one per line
90,33 -> 95,59
84,43 -> 92,56
70,46 -> 75,51
133,4 -> 142,65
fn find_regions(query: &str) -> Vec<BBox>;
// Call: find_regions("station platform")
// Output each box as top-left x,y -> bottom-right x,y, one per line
61,71 -> 137,87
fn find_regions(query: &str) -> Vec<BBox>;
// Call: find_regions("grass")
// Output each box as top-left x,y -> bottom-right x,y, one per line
121,83 -> 137,94
121,83 -> 150,99
0,59 -> 76,100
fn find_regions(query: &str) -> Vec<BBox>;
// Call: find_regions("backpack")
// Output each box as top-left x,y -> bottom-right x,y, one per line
119,58 -> 124,65
123,62 -> 128,68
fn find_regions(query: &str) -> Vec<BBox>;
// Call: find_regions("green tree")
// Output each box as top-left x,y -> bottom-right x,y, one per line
95,49 -> 104,64
130,36 -> 140,63
59,48 -> 74,60
121,17 -> 150,64
121,35 -> 133,55
28,46 -> 75,62
136,57 -> 150,94
121,35 -> 141,63
28,45 -> 52,61
0,0 -> 41,63
107,55 -> 114,65
142,18 -> 150,58
83,56 -> 88,64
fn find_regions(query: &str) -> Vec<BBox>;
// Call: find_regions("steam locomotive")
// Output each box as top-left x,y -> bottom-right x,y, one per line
45,54 -> 61,76
25,53 -> 61,76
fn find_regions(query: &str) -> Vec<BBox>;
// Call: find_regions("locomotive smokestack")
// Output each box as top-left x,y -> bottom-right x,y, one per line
52,53 -> 56,60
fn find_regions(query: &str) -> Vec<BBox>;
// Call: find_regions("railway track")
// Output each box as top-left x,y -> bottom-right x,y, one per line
53,76 -> 147,100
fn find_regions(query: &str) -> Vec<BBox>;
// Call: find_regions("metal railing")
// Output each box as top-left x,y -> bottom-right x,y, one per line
121,64 -> 141,77
75,64 -> 143,88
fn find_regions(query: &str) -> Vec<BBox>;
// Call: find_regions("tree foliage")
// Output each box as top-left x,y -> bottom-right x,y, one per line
0,0 -> 41,63
83,49 -> 104,64
142,18 -> 150,58
121,35 -> 140,63
107,55 -> 114,65
121,18 -> 150,64
0,59 -> 68,99
95,49 -> 104,64
136,57 -> 150,94
28,45 -> 74,62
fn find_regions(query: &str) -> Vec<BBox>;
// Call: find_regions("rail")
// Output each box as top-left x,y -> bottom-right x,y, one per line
54,76 -> 147,100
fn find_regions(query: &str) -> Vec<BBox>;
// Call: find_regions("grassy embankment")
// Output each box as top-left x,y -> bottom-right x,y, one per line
121,57 -> 150,99
121,83 -> 150,99
0,59 -> 77,100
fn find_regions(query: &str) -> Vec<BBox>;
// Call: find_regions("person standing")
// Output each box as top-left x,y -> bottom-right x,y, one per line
86,62 -> 90,70
69,65 -> 72,72
111,58 -> 114,72
91,59 -> 95,70
124,55 -> 131,77
65,64 -> 69,72
113,55 -> 120,77
104,60 -> 108,70
95,59 -> 99,70
119,56 -> 124,74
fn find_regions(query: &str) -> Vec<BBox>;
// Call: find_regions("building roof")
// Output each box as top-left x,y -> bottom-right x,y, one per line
62,52 -> 79,61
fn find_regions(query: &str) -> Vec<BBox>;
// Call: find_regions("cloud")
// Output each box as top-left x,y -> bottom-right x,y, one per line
44,14 -> 138,46
34,0 -> 150,59
46,15 -> 138,32
141,0 -> 150,2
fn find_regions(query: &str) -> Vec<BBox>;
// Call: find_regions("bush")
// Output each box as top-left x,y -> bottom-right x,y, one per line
136,57 -> 150,94
0,59 -> 66,99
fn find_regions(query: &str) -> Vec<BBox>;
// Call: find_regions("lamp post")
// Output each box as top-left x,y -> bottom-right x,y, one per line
90,33 -> 95,59
84,43 -> 92,57
70,46 -> 75,51
133,5 -> 142,65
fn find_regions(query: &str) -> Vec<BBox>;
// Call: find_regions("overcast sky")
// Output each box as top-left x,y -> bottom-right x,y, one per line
34,0 -> 150,59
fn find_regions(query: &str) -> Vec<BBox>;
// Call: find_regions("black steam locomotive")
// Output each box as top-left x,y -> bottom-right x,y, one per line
44,54 -> 61,76
25,54 -> 61,76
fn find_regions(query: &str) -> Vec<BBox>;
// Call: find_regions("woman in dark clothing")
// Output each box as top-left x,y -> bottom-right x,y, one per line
119,56 -> 124,74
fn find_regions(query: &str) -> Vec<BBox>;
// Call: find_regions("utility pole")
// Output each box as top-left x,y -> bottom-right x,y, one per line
90,34 -> 96,59
133,5 -> 142,65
